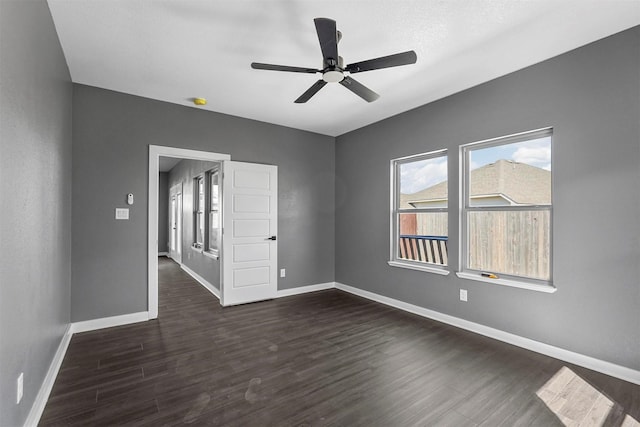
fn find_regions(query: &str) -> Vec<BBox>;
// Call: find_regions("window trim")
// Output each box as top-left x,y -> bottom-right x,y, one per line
389,149 -> 450,275
459,127 -> 554,291
193,174 -> 205,250
205,167 -> 220,258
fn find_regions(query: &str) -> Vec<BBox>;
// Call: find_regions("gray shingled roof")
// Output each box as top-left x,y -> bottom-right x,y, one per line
401,159 -> 550,208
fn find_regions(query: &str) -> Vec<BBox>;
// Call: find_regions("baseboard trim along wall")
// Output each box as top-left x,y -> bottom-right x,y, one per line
276,282 -> 335,298
25,279 -> 639,426
70,311 -> 150,334
181,264 -> 220,300
24,325 -> 73,427
334,282 -> 640,386
26,312 -> 150,426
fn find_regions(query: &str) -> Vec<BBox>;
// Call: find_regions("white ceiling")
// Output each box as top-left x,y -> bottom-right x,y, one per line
47,1 -> 639,137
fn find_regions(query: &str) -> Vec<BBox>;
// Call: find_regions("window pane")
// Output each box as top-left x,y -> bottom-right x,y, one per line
469,136 -> 551,207
208,211 -> 218,251
210,172 -> 219,210
196,212 -> 204,245
198,178 -> 205,213
467,210 -> 550,280
398,212 -> 448,265
399,156 -> 447,208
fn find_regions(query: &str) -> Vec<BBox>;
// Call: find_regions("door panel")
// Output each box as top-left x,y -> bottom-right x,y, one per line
222,161 -> 277,306
232,219 -> 270,237
233,243 -> 270,262
233,266 -> 271,288
233,194 -> 270,213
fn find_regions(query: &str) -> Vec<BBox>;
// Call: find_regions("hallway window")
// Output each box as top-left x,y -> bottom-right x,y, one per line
207,169 -> 220,255
194,175 -> 205,248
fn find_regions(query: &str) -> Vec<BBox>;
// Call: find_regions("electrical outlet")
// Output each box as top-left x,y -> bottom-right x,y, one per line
17,372 -> 23,404
280,268 -> 286,278
460,289 -> 468,302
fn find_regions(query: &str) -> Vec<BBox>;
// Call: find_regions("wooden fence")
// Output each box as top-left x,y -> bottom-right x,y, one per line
398,210 -> 550,279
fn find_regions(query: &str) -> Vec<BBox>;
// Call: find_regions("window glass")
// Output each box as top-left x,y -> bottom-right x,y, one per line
195,176 -> 204,247
468,136 -> 551,207
208,171 -> 219,252
392,151 -> 448,269
467,210 -> 551,280
463,130 -> 552,284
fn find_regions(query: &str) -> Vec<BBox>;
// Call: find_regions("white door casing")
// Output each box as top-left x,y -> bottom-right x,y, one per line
149,146 -> 230,319
168,183 -> 182,263
221,161 -> 277,306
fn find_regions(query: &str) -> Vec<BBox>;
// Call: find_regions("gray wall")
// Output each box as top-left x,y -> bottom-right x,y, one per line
0,1 -> 72,425
72,84 -> 335,321
158,172 -> 169,253
335,27 -> 640,370
168,159 -> 221,289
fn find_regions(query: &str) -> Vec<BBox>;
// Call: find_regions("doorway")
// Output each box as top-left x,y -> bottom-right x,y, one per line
168,183 -> 182,263
148,146 -> 279,318
148,146 -> 230,319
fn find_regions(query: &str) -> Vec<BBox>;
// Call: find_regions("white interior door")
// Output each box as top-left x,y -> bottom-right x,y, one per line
169,184 -> 182,263
221,161 -> 277,306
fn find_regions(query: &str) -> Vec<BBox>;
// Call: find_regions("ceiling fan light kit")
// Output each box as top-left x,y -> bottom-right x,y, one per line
251,17 -> 417,103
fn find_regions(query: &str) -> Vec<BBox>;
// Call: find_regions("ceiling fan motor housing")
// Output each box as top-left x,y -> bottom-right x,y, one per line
250,18 -> 417,103
323,70 -> 344,83
322,56 -> 345,83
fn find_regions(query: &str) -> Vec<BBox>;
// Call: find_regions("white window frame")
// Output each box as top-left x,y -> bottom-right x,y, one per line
193,174 -> 205,251
204,168 -> 220,258
457,127 -> 555,292
388,149 -> 450,275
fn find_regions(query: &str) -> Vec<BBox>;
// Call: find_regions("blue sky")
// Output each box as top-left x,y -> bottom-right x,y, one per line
401,136 -> 551,194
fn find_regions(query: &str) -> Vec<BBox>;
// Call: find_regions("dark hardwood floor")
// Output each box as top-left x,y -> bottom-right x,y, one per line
40,257 -> 639,426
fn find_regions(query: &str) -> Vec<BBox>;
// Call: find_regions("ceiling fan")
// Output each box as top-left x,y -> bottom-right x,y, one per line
251,18 -> 417,103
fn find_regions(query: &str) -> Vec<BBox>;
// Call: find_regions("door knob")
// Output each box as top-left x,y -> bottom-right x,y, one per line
266,236 -> 277,241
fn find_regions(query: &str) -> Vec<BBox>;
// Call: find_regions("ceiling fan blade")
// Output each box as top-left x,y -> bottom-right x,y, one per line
339,76 -> 379,102
314,18 -> 339,62
345,50 -> 417,73
251,62 -> 320,74
295,80 -> 328,103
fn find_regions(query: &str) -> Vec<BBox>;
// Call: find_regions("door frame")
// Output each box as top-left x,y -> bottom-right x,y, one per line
168,182 -> 183,264
148,145 -> 230,319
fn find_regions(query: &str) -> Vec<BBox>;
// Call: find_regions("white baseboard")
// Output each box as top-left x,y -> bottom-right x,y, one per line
181,264 -> 220,299
277,282 -> 335,298
70,311 -> 150,334
335,282 -> 640,386
24,325 -> 73,427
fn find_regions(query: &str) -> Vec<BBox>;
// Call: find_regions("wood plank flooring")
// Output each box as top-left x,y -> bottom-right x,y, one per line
40,257 -> 640,426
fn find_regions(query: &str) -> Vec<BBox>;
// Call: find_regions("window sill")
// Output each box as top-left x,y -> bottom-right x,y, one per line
203,250 -> 219,260
455,271 -> 556,293
387,260 -> 450,276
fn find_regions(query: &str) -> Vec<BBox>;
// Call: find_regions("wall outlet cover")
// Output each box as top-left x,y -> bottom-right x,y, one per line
460,289 -> 468,302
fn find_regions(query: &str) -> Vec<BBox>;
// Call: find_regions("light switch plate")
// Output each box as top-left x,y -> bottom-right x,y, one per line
460,289 -> 468,302
115,208 -> 129,220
